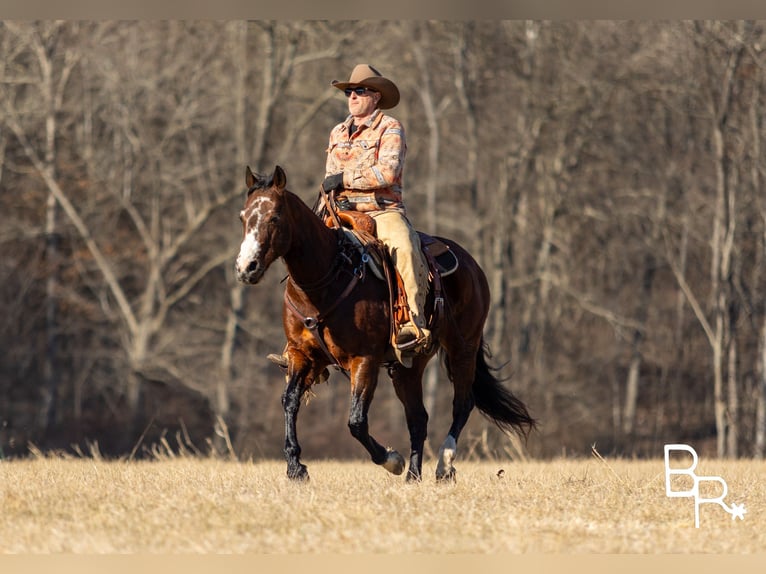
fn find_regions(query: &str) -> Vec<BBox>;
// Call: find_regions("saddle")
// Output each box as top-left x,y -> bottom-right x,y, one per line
324,210 -> 459,358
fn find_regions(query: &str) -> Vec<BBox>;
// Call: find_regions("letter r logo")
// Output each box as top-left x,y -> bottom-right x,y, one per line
663,443 -> 746,528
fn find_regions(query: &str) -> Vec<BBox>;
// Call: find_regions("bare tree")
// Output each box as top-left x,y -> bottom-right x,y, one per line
3,21 -> 766,459
664,22 -> 748,458
0,22 -> 79,435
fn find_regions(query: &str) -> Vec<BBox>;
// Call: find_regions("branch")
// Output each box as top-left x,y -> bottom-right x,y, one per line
160,251 -> 232,315
3,112 -> 139,336
277,87 -> 338,161
542,273 -> 646,335
662,230 -> 716,347
161,190 -> 240,269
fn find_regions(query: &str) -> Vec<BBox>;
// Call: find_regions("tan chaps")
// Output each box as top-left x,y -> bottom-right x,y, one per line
371,210 -> 429,328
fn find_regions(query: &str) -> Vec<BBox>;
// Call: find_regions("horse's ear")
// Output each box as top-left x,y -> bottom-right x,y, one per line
272,165 -> 287,191
245,166 -> 256,189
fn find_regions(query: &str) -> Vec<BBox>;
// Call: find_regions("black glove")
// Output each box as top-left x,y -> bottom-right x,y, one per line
322,172 -> 344,193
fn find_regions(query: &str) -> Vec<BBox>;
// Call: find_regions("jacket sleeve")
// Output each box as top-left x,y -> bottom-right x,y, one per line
325,126 -> 343,178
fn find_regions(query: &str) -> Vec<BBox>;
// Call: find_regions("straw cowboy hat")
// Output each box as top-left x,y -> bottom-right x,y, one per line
331,64 -> 400,109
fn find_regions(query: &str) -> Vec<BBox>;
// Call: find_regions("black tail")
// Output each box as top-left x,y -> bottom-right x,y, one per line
472,340 -> 536,438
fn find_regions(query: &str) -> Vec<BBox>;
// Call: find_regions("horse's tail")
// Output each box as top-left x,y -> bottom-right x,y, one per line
471,339 -> 536,438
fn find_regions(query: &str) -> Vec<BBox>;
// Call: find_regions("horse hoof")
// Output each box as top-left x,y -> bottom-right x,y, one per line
382,449 -> 405,475
435,435 -> 457,480
287,464 -> 310,481
406,469 -> 422,483
435,468 -> 456,483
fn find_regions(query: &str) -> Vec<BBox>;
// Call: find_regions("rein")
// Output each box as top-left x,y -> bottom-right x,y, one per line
318,185 -> 343,230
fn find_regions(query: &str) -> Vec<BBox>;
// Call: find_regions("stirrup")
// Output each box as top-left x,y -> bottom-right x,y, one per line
395,323 -> 431,352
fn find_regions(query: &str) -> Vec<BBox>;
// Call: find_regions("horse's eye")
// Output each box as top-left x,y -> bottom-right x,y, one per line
269,215 -> 280,225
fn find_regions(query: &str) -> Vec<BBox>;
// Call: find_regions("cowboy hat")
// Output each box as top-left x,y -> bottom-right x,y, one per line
331,64 -> 400,109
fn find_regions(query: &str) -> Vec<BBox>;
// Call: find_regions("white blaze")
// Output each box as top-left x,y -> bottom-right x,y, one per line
236,232 -> 261,273
236,196 -> 272,273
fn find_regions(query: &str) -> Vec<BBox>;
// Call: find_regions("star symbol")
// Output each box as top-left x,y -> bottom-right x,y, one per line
729,502 -> 747,521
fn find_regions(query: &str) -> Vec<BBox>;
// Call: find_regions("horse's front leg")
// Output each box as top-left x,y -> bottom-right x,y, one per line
348,358 -> 405,475
281,351 -> 317,481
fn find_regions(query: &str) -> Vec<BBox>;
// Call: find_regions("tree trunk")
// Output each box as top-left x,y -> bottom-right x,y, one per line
622,263 -> 655,438
488,158 -> 510,354
411,23 -> 441,237
710,77 -> 734,457
623,189 -> 663,438
453,23 -> 479,210
41,190 -> 59,433
411,23 -> 444,418
214,21 -> 249,454
726,335 -> 738,457
751,62 -> 765,459
38,27 -> 63,435
757,311 -> 766,458
622,349 -> 641,438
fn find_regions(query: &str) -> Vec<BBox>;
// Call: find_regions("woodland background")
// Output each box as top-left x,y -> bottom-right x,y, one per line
1,20 -> 766,461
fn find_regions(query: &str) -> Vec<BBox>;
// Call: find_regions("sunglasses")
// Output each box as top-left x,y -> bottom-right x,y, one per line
344,87 -> 375,97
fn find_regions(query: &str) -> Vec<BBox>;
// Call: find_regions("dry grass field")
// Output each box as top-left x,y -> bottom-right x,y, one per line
0,451 -> 764,554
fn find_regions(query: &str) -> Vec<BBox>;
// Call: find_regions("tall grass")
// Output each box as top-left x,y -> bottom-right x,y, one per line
0,448 -> 763,553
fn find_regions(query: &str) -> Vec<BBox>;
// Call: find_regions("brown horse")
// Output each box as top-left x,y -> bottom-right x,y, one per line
235,165 -> 535,481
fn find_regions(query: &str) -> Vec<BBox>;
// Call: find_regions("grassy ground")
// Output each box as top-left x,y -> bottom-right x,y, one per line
0,453 -> 764,553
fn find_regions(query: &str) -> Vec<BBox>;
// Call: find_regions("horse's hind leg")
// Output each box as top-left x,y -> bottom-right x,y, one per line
436,347 -> 477,482
390,359 -> 429,482
348,359 -> 405,475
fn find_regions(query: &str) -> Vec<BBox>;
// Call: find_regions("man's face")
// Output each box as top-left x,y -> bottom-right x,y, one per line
346,86 -> 380,121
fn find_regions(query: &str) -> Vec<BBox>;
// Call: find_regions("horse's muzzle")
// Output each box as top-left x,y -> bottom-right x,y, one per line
236,260 -> 264,285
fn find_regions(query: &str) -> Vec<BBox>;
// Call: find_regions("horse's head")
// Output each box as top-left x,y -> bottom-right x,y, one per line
235,165 -> 291,285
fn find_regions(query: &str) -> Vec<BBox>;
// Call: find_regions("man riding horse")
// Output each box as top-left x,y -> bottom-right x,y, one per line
321,64 -> 431,351
271,64 -> 430,371
239,66 -> 536,481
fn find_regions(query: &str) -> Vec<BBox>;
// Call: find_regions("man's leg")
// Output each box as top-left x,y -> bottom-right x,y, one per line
373,211 -> 431,350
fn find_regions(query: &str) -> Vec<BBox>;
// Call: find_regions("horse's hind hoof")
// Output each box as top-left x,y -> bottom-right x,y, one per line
435,468 -> 456,483
435,436 -> 457,481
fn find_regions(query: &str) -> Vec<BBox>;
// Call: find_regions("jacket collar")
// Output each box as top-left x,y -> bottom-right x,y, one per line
344,109 -> 383,135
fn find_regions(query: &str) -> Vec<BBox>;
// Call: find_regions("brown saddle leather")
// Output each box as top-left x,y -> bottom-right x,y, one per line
323,211 -> 457,276
419,233 -> 459,277
324,210 -> 376,236
323,210 -> 455,346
